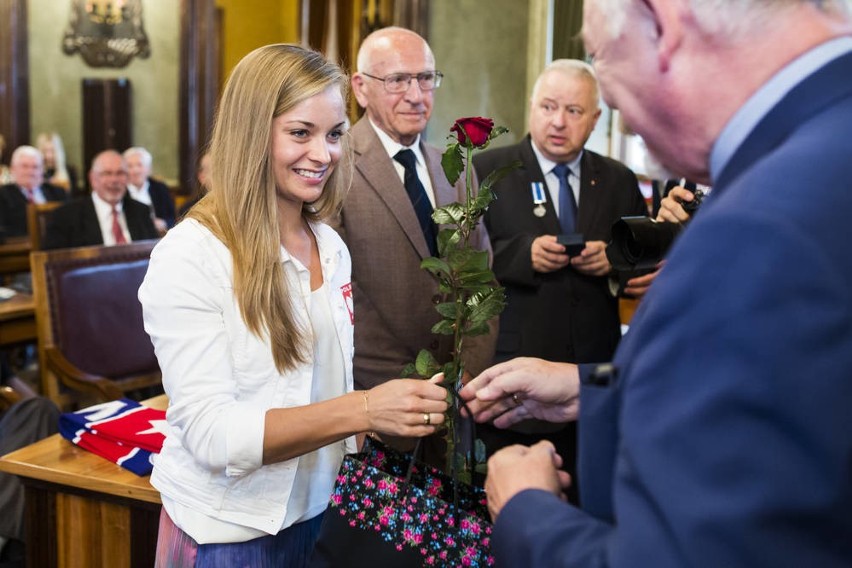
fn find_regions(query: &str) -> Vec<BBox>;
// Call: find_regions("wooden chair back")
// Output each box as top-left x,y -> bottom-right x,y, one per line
26,201 -> 63,251
30,240 -> 161,410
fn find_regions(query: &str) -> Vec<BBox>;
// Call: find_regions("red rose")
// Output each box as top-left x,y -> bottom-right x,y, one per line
450,117 -> 494,148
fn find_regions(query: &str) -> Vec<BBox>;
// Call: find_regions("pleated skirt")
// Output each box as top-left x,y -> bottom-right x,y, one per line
154,507 -> 325,568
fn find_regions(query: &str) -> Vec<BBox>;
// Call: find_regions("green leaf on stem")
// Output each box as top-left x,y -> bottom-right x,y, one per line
432,203 -> 465,225
414,349 -> 441,378
441,144 -> 464,186
431,319 -> 456,335
479,160 -> 522,195
464,322 -> 491,337
436,228 -> 460,256
467,288 -> 506,325
448,248 -> 489,272
435,301 -> 460,319
420,256 -> 451,278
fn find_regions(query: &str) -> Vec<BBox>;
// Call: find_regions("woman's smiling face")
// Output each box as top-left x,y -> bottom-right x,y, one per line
270,85 -> 347,206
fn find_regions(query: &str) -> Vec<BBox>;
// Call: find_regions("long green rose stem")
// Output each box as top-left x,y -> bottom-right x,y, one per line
445,143 -> 475,476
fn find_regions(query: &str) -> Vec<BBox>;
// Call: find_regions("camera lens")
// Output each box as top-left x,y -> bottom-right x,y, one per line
607,217 -> 682,271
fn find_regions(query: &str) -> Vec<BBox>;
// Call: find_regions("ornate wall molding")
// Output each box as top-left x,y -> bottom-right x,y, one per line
62,0 -> 151,68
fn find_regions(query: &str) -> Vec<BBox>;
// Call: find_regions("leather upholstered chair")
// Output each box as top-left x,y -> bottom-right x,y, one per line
30,240 -> 161,410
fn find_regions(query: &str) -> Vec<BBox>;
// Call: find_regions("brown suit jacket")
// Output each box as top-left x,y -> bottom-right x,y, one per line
335,118 -> 497,392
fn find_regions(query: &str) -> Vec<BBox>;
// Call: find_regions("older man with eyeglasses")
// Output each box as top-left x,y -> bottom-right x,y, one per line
43,150 -> 159,250
336,26 -> 496,462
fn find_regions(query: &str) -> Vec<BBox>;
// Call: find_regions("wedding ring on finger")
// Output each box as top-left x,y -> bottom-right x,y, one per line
511,393 -> 522,407
423,412 -> 431,426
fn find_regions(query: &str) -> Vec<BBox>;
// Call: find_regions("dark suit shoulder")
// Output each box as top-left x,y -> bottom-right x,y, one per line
51,196 -> 91,217
147,178 -> 172,197
473,140 -> 529,174
125,196 -> 156,215
582,149 -> 638,179
42,183 -> 68,202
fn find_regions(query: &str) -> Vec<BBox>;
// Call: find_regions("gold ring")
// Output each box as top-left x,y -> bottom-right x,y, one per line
511,393 -> 522,406
423,412 -> 431,425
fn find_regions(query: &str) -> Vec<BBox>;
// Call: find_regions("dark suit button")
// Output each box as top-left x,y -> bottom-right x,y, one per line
431,294 -> 441,305
429,340 -> 439,350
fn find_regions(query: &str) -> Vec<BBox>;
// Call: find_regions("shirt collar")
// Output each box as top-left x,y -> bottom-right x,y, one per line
278,221 -> 344,270
128,179 -> 150,194
710,37 -> 852,182
91,191 -> 123,217
368,118 -> 426,167
530,138 -> 583,177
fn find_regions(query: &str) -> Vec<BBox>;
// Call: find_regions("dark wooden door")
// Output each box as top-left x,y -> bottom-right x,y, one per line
81,78 -> 132,175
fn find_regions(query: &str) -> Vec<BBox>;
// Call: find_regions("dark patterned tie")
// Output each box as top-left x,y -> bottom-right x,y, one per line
394,149 -> 437,256
553,163 -> 577,233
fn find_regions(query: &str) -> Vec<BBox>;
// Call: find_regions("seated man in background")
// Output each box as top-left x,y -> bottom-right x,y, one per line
0,146 -> 67,240
44,150 -> 159,250
123,147 -> 176,233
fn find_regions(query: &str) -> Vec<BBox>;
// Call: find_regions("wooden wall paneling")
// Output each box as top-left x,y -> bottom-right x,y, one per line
179,0 -> 219,195
0,0 -> 30,152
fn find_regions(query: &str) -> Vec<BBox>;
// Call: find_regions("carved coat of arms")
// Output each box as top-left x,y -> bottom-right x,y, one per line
63,0 -> 150,68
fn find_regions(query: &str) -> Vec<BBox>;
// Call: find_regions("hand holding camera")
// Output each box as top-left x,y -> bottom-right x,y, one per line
658,186 -> 704,224
606,183 -> 706,272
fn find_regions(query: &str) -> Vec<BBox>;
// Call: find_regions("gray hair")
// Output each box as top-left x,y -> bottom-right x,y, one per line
531,59 -> 600,110
594,0 -> 851,39
10,145 -> 43,166
123,146 -> 153,168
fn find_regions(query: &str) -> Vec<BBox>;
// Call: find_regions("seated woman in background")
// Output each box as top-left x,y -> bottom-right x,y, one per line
139,44 -> 449,568
35,132 -> 79,194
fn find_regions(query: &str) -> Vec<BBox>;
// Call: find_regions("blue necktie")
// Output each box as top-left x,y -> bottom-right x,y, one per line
553,163 -> 577,233
394,149 -> 437,256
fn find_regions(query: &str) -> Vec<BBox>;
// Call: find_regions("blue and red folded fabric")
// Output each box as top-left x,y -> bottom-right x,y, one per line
59,398 -> 167,476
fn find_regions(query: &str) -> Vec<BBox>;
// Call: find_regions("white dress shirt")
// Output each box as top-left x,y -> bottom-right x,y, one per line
138,219 -> 356,542
368,118 -> 437,207
530,141 -> 583,218
127,180 -> 152,207
91,192 -> 130,245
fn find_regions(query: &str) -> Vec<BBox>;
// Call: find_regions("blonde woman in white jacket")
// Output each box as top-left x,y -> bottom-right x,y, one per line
139,44 -> 447,568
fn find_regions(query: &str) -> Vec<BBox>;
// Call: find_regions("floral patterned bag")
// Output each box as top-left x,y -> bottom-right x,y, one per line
310,437 -> 494,567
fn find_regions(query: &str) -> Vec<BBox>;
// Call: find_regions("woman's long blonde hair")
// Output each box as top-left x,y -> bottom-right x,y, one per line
190,44 -> 350,373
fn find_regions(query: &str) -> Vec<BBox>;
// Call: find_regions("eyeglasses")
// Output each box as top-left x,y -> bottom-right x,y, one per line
96,170 -> 128,178
362,71 -> 444,93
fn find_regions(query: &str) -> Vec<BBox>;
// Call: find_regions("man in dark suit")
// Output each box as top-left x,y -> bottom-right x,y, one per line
461,1 -> 852,566
123,147 -> 176,232
472,59 -> 646,497
337,27 -> 496,454
44,150 -> 159,250
0,145 -> 67,239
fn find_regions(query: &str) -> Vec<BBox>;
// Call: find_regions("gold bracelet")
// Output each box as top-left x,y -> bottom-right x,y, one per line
362,391 -> 375,438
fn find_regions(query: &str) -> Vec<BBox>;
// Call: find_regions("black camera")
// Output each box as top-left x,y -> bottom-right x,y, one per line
606,189 -> 704,271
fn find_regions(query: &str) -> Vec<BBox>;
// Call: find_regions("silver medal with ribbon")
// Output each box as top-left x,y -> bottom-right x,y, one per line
531,182 -> 547,217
